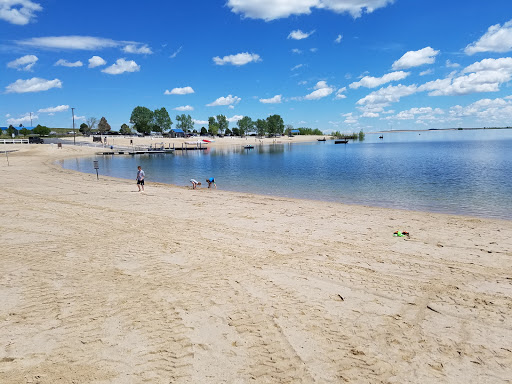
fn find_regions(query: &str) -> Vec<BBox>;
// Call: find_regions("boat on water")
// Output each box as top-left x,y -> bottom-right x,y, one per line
244,145 -> 254,149
317,137 -> 326,141
334,140 -> 348,144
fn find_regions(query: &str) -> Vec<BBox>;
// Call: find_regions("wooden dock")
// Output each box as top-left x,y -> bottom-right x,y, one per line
96,149 -> 175,155
173,147 -> 207,151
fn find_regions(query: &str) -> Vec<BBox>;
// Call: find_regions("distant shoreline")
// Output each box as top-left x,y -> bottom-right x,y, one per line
373,126 -> 512,133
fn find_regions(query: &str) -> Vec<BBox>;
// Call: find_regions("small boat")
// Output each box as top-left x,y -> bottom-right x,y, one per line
379,135 -> 384,139
334,140 -> 348,144
185,140 -> 204,145
202,139 -> 215,143
317,137 -> 326,142
244,145 -> 254,149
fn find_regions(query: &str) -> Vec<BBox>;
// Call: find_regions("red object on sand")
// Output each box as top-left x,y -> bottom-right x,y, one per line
203,139 -> 211,143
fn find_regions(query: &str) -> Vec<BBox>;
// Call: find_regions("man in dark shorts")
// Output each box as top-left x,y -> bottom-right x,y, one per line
136,166 -> 145,192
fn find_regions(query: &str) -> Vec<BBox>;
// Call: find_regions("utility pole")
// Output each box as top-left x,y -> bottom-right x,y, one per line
30,112 -> 33,127
71,107 -> 76,145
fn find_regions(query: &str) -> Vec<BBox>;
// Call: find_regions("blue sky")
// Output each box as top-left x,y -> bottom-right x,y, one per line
2,0 -> 512,133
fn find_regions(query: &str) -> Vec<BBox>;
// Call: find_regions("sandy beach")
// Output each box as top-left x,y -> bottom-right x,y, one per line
1,143 -> 511,383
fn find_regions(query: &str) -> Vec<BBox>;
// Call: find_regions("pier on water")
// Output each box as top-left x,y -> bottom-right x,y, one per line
96,142 -> 207,155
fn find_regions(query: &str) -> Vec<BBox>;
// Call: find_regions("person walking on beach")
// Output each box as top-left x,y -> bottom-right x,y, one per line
190,179 -> 201,189
136,166 -> 145,192
206,177 -> 216,189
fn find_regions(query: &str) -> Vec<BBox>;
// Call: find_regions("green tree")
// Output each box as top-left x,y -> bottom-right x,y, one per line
216,114 -> 228,135
120,123 -> 131,135
19,128 -> 30,136
208,116 -> 219,135
256,119 -> 268,137
33,124 -> 51,136
267,114 -> 284,136
225,127 -> 232,136
358,130 -> 365,141
200,126 -> 207,135
232,127 -> 240,136
79,123 -> 90,136
153,107 -> 172,132
176,114 -> 193,133
130,106 -> 154,135
97,117 -> 111,134
237,116 -> 254,136
7,125 -> 18,137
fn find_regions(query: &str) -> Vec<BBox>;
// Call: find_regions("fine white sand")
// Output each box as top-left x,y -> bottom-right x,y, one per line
1,143 -> 511,383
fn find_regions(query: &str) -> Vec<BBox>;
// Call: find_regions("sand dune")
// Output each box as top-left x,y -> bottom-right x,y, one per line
1,144 -> 511,383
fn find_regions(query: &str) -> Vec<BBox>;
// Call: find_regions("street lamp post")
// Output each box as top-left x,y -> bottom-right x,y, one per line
71,107 -> 76,145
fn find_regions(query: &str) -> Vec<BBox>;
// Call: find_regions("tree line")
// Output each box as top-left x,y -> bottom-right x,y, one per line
75,105 -> 327,137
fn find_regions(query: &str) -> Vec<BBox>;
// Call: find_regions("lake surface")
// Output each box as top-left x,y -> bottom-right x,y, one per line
61,129 -> 512,220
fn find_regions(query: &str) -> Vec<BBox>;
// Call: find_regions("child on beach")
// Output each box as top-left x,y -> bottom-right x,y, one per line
190,179 -> 201,189
206,177 -> 216,189
136,166 -> 145,192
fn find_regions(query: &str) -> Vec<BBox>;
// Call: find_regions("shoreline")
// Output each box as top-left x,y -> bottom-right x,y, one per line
1,144 -> 512,383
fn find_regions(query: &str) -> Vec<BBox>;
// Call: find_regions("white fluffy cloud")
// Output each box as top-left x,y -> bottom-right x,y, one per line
18,36 -> 119,50
392,47 -> 439,70
7,113 -> 38,126
227,115 -> 244,123
449,97 -> 512,122
260,95 -> 282,103
227,0 -> 393,21
419,57 -> 512,96
38,105 -> 69,113
17,36 -> 152,56
88,56 -> 106,68
304,80 -> 335,100
101,58 -> 140,75
123,44 -> 153,54
54,59 -> 83,67
445,60 -> 460,68
0,0 -> 42,25
193,119 -> 208,125
288,29 -> 314,40
213,52 -> 261,66
357,84 -> 418,108
384,107 -> 444,121
5,77 -> 62,93
343,112 -> 358,124
164,86 -> 195,95
335,87 -> 347,99
206,95 -> 241,107
334,34 -> 342,44
349,71 -> 409,89
7,54 -> 38,71
465,20 -> 512,55
174,105 -> 194,111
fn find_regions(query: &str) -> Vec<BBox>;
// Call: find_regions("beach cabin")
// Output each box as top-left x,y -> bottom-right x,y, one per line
170,128 -> 185,138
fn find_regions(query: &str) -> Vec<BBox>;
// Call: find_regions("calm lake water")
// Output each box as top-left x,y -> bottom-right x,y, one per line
61,129 -> 512,220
